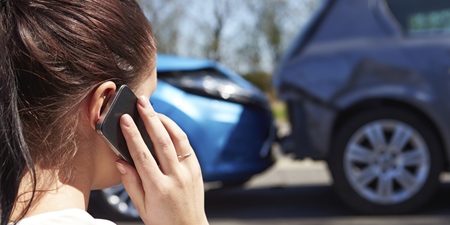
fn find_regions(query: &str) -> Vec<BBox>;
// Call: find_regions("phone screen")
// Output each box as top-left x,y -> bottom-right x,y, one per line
96,85 -> 156,167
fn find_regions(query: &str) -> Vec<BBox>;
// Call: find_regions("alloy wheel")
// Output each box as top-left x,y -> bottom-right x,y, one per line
101,185 -> 139,218
343,119 -> 430,205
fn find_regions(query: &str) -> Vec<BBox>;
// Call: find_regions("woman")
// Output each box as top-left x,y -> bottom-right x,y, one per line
0,0 -> 209,224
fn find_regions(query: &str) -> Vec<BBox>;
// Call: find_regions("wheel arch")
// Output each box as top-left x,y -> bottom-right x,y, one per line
331,98 -> 448,169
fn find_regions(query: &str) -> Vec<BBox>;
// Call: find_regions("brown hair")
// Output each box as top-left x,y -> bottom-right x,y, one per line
0,0 -> 156,223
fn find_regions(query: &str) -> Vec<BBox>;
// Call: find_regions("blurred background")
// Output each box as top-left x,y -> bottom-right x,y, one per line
88,0 -> 450,224
135,0 -> 322,125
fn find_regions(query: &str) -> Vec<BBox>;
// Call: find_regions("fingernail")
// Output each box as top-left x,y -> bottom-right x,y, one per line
121,114 -> 132,128
116,162 -> 127,174
138,95 -> 149,108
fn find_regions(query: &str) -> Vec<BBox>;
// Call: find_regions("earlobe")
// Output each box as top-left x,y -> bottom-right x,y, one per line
88,82 -> 117,130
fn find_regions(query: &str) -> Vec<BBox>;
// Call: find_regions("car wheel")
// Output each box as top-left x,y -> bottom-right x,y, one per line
221,177 -> 252,188
89,185 -> 140,221
328,107 -> 443,214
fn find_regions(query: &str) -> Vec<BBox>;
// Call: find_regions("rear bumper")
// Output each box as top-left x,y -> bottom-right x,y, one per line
279,99 -> 335,160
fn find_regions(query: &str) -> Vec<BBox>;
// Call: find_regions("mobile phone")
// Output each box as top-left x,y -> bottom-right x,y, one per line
96,85 -> 155,167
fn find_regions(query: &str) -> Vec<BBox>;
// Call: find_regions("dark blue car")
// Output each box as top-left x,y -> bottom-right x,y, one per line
89,55 -> 276,220
274,0 -> 450,214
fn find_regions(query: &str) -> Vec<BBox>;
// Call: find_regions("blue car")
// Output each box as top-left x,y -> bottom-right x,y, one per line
89,55 -> 276,220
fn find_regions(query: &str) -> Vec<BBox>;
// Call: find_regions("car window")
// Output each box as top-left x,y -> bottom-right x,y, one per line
385,0 -> 450,35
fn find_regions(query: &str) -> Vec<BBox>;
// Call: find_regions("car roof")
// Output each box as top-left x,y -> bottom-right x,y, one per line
157,54 -> 216,72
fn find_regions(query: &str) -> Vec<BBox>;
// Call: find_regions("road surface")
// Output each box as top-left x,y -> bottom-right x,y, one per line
116,155 -> 450,225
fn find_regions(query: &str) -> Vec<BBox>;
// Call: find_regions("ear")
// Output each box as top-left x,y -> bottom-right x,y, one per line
88,81 -> 117,130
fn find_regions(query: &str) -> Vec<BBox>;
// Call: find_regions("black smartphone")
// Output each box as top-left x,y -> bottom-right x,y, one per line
96,85 -> 155,167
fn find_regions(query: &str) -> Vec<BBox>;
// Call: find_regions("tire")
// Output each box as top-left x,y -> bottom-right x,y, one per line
89,185 -> 141,221
221,177 -> 252,188
328,107 -> 443,214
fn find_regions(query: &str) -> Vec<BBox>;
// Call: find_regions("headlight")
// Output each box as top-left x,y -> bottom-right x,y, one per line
158,69 -> 267,107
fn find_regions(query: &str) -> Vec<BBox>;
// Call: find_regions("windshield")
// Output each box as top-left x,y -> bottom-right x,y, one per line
386,0 -> 450,35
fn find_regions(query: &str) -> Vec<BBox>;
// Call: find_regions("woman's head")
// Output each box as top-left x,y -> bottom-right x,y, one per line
0,0 -> 156,223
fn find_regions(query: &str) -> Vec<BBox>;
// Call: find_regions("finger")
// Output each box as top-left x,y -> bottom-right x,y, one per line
158,114 -> 200,168
137,96 -> 180,174
115,159 -> 145,211
157,114 -> 192,157
120,114 -> 161,184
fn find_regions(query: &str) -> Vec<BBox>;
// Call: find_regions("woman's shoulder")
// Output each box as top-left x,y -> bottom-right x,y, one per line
13,209 -> 117,225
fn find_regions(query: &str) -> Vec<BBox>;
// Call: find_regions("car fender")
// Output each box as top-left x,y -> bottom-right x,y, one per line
331,83 -> 450,167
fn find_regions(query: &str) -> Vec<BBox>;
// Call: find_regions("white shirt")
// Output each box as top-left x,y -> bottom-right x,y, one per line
13,209 -> 116,225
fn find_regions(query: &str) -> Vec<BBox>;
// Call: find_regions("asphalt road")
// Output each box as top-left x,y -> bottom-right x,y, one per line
115,121 -> 450,225
115,156 -> 450,225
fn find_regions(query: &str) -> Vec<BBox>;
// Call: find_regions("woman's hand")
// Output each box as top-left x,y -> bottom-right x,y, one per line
115,95 -> 209,225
